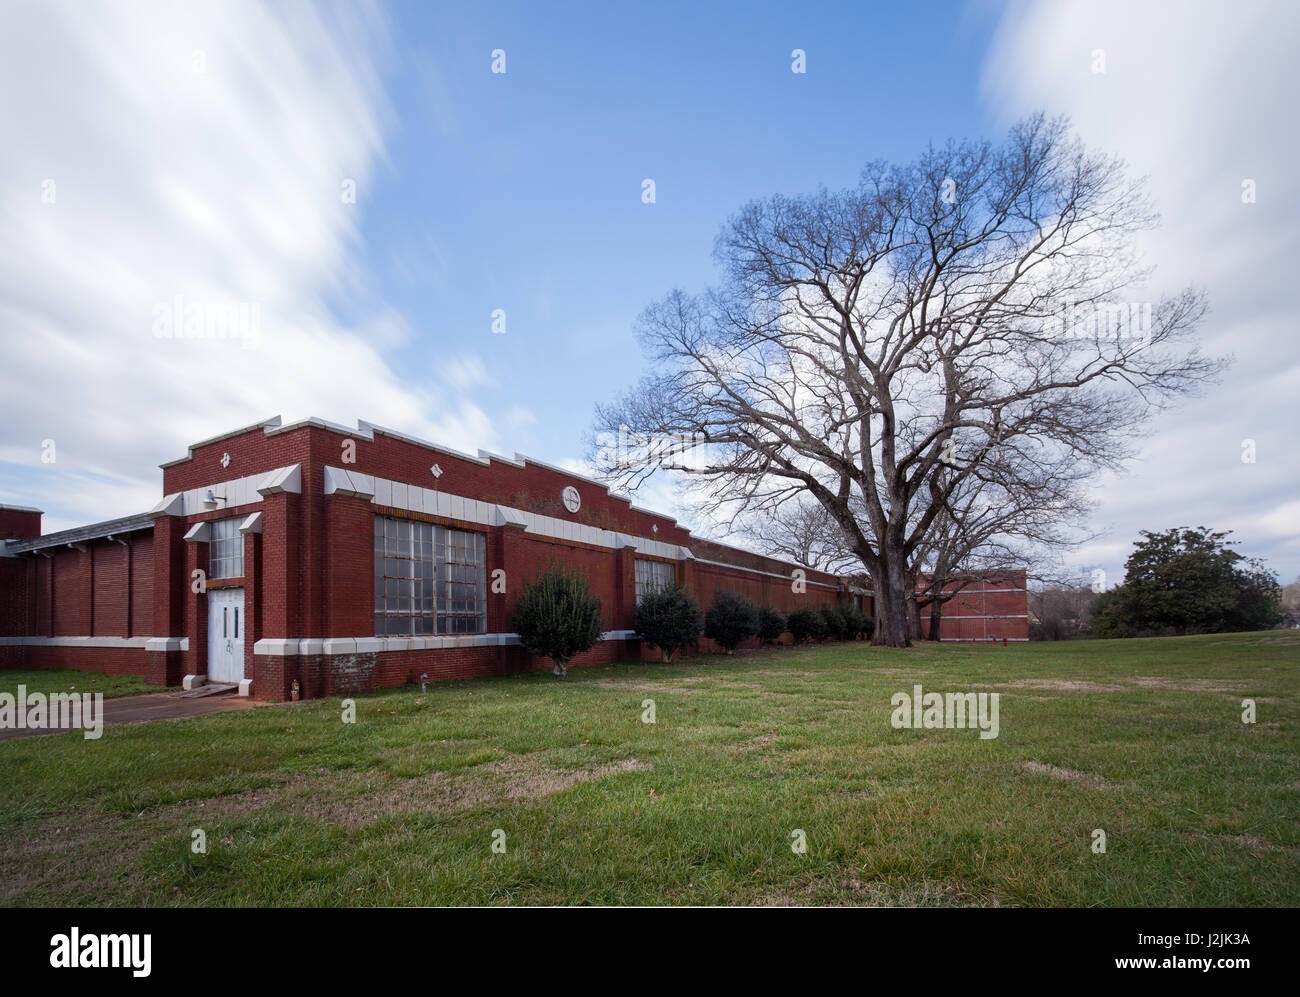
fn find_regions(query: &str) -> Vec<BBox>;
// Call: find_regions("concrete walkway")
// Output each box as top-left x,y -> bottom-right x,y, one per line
0,690 -> 268,741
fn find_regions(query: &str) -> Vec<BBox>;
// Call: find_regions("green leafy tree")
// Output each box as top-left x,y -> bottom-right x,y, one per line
705,590 -> 760,653
511,564 -> 605,676
757,607 -> 787,643
787,607 -> 827,643
634,585 -> 704,662
1228,559 -> 1286,631
1089,527 -> 1282,636
1088,586 -> 1140,638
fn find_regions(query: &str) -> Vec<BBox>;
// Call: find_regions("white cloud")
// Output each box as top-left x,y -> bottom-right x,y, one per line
506,406 -> 538,429
981,0 -> 1300,584
1254,501 -> 1300,541
0,0 -> 497,526
442,354 -> 492,392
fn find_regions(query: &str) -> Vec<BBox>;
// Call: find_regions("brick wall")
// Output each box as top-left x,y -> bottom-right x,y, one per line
927,570 -> 1030,642
0,418 -> 1030,694
0,527 -> 156,674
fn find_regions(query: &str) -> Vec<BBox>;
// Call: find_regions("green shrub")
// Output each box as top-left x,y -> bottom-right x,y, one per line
705,590 -> 760,653
786,607 -> 827,643
843,608 -> 874,640
819,605 -> 847,640
511,564 -> 604,677
634,586 -> 704,662
757,606 -> 787,643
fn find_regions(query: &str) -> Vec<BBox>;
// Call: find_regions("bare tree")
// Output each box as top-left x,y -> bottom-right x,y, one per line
594,114 -> 1222,647
737,497 -> 860,574
1029,580 -> 1100,640
908,447 -> 1094,639
1282,577 -> 1300,616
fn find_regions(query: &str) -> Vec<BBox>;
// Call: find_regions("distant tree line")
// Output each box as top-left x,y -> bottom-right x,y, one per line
1030,527 -> 1284,640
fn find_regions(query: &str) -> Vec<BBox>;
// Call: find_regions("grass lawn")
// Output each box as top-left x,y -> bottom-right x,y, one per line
1,668 -> 171,700
1,632 -> 1296,906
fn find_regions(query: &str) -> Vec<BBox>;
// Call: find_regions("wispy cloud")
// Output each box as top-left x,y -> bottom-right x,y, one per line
0,0 -> 496,527
981,0 -> 1300,583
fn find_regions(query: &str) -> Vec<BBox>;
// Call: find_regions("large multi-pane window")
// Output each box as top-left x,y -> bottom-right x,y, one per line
208,518 -> 244,579
634,558 -> 675,604
374,516 -> 486,636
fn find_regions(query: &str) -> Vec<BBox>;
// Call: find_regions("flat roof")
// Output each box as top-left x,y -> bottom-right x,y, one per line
5,513 -> 153,553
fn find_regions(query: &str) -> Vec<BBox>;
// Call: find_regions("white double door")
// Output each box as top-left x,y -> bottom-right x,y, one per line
207,588 -> 245,683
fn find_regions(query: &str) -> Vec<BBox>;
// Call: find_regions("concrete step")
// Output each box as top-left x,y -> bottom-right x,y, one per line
172,682 -> 239,699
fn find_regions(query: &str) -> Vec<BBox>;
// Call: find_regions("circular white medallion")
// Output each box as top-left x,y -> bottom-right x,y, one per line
561,485 -> 581,513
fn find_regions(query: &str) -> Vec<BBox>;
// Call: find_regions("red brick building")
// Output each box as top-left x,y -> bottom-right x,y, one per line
0,416 -> 1027,699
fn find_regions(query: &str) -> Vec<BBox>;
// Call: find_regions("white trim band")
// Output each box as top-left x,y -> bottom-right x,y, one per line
0,636 -> 187,650
254,630 -> 641,656
326,466 -> 839,587
151,464 -> 302,519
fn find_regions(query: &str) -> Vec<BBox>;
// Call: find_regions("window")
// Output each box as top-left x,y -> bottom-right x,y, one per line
209,518 -> 243,579
634,558 -> 675,604
374,516 -> 486,636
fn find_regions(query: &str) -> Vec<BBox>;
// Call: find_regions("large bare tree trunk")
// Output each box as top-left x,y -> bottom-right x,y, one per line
907,595 -> 922,641
928,600 -> 944,642
871,558 -> 911,647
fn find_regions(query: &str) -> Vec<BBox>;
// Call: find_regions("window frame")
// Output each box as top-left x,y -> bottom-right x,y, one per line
373,516 -> 487,636
208,517 -> 244,579
634,558 -> 676,604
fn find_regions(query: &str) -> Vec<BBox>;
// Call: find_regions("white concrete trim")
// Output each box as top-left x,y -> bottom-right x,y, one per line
692,534 -> 825,572
145,637 -> 189,652
253,631 -> 643,655
150,493 -> 184,518
252,638 -> 298,656
939,614 -> 1030,620
349,419 -> 690,528
0,503 -> 44,514
359,420 -> 489,466
0,636 -> 161,649
322,466 -> 376,500
160,415 -> 283,468
269,415 -> 369,441
183,521 -> 212,543
162,464 -> 302,518
347,465 -> 841,589
475,448 -> 524,469
690,555 -> 841,590
256,464 -> 302,496
239,511 -> 264,535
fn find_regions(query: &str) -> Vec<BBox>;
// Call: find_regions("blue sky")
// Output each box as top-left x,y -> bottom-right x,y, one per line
2,0 -> 1297,586
355,0 -> 1000,460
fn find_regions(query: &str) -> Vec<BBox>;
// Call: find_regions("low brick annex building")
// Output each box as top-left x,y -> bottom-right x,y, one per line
0,417 -> 1028,700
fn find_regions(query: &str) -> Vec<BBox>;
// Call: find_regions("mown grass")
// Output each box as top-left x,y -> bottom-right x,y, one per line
1,668 -> 170,700
1,632 -> 1296,906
